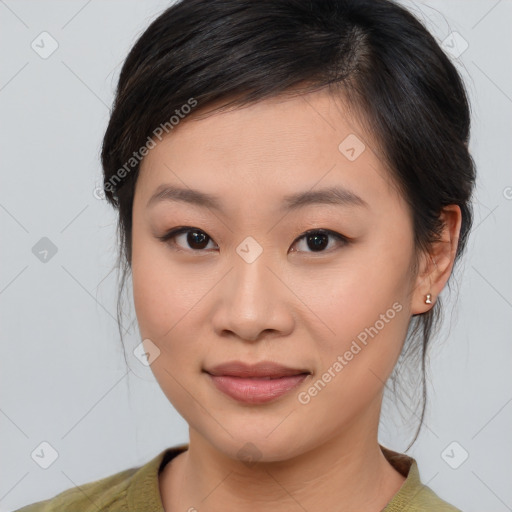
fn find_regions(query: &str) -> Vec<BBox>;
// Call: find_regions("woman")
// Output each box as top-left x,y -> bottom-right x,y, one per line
16,0 -> 475,510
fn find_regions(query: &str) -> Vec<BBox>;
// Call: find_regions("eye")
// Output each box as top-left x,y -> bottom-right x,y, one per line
290,228 -> 349,254
157,226 -> 349,255
157,226 -> 218,253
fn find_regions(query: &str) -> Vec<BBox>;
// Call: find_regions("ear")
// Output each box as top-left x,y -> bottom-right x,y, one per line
411,205 -> 462,315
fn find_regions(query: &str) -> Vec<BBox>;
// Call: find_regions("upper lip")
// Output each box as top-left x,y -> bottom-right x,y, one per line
205,360 -> 310,378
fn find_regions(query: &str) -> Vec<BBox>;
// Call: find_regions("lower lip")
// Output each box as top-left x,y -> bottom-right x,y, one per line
207,373 -> 309,404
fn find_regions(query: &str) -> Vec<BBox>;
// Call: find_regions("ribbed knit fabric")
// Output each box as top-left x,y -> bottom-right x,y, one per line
14,443 -> 461,511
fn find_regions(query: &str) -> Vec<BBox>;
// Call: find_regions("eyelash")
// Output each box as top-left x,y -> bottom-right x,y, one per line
157,226 -> 350,255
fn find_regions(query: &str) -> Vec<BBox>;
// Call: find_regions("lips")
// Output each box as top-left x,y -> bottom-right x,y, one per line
205,360 -> 310,378
204,361 -> 310,404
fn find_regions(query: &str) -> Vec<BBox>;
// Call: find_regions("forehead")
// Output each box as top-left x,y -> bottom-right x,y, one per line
136,90 -> 401,215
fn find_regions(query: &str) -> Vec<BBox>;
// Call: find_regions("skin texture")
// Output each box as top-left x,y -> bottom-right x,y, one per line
131,89 -> 462,511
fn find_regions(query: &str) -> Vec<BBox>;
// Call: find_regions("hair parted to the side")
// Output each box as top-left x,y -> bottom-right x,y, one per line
100,0 -> 476,450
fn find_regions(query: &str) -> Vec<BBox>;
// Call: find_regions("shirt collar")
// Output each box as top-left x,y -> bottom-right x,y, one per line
127,443 -> 421,511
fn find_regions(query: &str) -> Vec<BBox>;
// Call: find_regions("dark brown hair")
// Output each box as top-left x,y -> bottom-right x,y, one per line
100,0 -> 476,449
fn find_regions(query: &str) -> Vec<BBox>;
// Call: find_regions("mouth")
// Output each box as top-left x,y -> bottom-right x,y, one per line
204,360 -> 311,404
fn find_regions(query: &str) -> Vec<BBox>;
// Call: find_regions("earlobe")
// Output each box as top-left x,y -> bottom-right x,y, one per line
411,205 -> 462,315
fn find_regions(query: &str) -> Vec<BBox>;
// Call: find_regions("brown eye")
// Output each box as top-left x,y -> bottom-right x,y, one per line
290,229 -> 349,254
184,230 -> 210,250
157,227 -> 218,252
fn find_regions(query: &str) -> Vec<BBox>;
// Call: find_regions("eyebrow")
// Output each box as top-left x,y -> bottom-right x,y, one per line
146,184 -> 368,213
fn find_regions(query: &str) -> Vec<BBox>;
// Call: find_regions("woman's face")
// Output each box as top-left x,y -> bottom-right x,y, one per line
131,90 -> 426,462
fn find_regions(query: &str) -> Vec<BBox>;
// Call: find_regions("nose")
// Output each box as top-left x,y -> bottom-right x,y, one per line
210,250 -> 295,343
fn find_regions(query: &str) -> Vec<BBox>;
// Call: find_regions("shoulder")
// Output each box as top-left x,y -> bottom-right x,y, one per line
12,466 -> 139,512
381,445 -> 462,512
12,445 -> 188,512
404,484 -> 462,511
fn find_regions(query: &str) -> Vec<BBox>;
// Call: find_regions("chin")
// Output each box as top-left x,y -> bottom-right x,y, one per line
199,425 -> 310,465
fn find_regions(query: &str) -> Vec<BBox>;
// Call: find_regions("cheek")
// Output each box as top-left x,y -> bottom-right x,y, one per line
131,245 -> 205,406
131,235 -> 214,425
294,267 -> 410,426
132,266 -> 208,349
131,228 -> 197,342
130,229 -> 220,390
300,240 -> 413,373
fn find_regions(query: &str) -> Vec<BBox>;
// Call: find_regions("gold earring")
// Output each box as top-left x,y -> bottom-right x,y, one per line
425,293 -> 432,304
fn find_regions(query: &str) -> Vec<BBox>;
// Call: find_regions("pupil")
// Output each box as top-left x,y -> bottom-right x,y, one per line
308,233 -> 328,251
188,230 -> 208,249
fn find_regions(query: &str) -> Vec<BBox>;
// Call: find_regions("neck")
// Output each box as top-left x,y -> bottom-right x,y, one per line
160,402 -> 406,511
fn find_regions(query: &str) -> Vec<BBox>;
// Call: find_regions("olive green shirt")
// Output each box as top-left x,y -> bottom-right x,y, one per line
14,444 -> 461,511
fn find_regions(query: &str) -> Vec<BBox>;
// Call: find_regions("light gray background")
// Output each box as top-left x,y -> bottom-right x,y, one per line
1,1 -> 511,511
